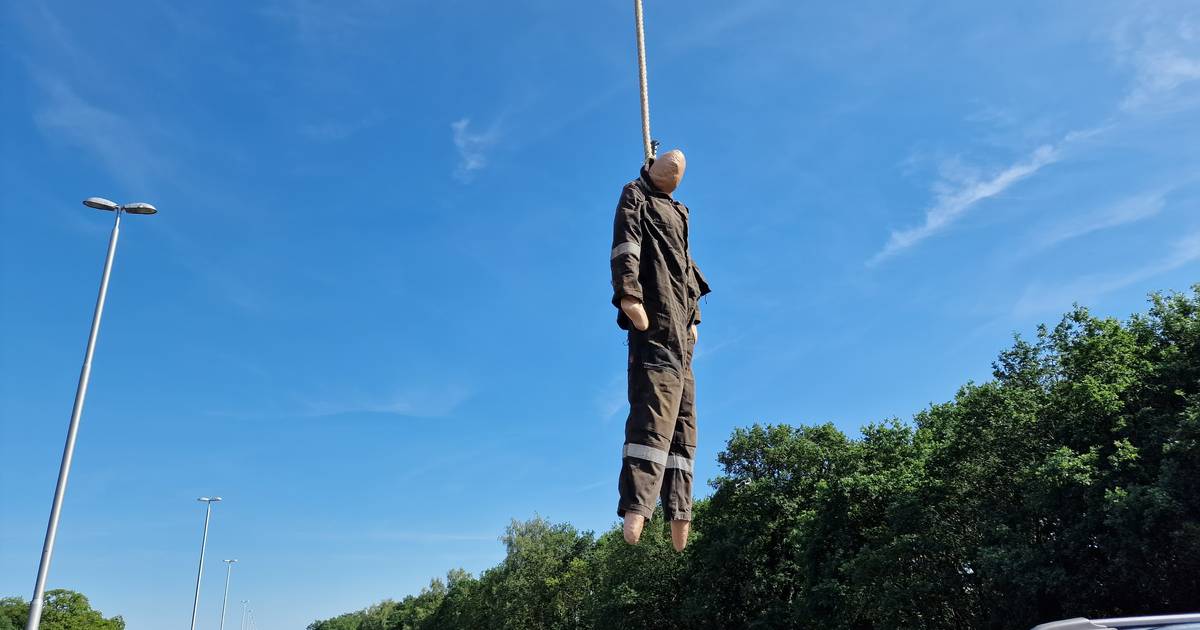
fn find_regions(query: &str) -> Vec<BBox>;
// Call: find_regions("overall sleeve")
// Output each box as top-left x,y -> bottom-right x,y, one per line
611,184 -> 645,308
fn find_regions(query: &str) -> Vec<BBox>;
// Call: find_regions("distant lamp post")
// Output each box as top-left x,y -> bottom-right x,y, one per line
240,600 -> 249,630
219,559 -> 238,630
190,497 -> 222,630
25,197 -> 158,630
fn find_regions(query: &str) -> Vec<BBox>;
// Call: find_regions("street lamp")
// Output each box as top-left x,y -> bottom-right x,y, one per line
190,497 -> 222,630
25,197 -> 158,630
240,600 -> 249,630
219,559 -> 238,630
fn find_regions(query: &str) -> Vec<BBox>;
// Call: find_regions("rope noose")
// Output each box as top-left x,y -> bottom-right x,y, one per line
634,0 -> 657,162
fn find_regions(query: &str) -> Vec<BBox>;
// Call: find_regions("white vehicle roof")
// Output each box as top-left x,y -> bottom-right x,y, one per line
1033,614 -> 1200,630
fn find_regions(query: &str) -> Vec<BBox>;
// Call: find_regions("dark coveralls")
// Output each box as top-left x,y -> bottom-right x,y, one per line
610,164 -> 710,522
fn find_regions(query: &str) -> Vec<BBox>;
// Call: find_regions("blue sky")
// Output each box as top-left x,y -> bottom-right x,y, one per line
2,1 -> 1198,628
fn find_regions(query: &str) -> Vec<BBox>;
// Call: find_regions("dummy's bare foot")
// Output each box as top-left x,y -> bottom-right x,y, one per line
671,520 -> 690,552
620,297 -> 650,331
623,514 -> 646,545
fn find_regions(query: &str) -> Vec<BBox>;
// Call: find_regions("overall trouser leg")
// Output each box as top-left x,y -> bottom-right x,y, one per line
661,362 -> 696,522
618,331 -> 696,521
618,333 -> 687,520
618,365 -> 683,519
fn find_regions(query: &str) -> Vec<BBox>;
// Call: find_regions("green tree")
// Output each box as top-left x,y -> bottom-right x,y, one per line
307,610 -> 364,630
0,590 -> 124,630
0,598 -> 24,630
485,516 -> 593,630
424,569 -> 484,630
584,507 -> 687,630
385,578 -> 447,630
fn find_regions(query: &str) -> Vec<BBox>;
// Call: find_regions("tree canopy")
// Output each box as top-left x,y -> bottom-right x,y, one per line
308,287 -> 1200,630
0,590 -> 124,630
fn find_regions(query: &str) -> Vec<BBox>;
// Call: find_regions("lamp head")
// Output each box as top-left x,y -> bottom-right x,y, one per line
123,202 -> 157,215
83,197 -> 119,211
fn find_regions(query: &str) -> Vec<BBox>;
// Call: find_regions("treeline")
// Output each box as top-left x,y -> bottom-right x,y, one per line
310,289 -> 1200,630
0,590 -> 124,630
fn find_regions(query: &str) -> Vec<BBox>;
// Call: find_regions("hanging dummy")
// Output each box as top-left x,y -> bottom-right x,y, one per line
609,1 -> 710,552
610,149 -> 710,551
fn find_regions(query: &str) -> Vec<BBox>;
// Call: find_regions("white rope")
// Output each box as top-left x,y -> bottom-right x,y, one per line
634,0 -> 654,161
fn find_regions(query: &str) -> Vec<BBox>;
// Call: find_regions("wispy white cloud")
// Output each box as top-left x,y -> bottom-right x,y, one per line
17,2 -> 92,71
871,125 -> 1111,265
693,331 -> 744,362
260,0 -> 390,49
870,139 -> 1063,265
1124,52 -> 1200,110
32,75 -> 169,193
300,111 -> 386,142
14,2 -> 172,192
300,384 -> 473,418
364,531 -> 496,543
1014,230 -> 1200,316
304,526 -> 495,544
1029,191 -> 1166,252
663,0 -> 780,54
1113,9 -> 1200,110
595,373 -> 626,423
573,478 -> 611,493
451,118 -> 500,182
872,8 -> 1198,267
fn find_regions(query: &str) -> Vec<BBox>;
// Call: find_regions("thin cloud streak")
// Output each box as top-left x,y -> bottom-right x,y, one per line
1030,191 -> 1166,252
259,0 -> 390,49
32,74 -> 168,193
301,111 -> 386,142
300,384 -> 473,419
595,373 -> 627,423
301,527 -> 496,544
870,143 -> 1060,265
1014,230 -> 1200,317
869,127 -> 1105,265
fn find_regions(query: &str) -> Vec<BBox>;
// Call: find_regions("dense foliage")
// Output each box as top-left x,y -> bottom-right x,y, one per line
0,590 -> 125,630
309,288 -> 1200,630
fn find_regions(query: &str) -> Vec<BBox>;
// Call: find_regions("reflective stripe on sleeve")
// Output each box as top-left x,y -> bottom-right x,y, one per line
611,242 -> 640,260
666,455 -> 694,473
623,443 -> 668,465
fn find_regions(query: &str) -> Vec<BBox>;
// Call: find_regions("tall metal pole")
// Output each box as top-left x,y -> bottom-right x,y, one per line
190,498 -> 219,630
25,209 -> 123,630
219,559 -> 237,630
240,600 -> 248,630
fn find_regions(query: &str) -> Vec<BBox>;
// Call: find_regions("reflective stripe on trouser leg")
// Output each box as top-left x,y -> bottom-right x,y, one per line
624,443 -> 668,465
661,367 -> 697,522
618,358 -> 686,520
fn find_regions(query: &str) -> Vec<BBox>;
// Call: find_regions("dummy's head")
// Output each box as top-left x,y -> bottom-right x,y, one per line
648,149 -> 686,195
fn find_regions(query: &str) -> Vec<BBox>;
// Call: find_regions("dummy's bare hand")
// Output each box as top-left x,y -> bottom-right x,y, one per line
691,324 -> 698,342
620,297 -> 650,331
